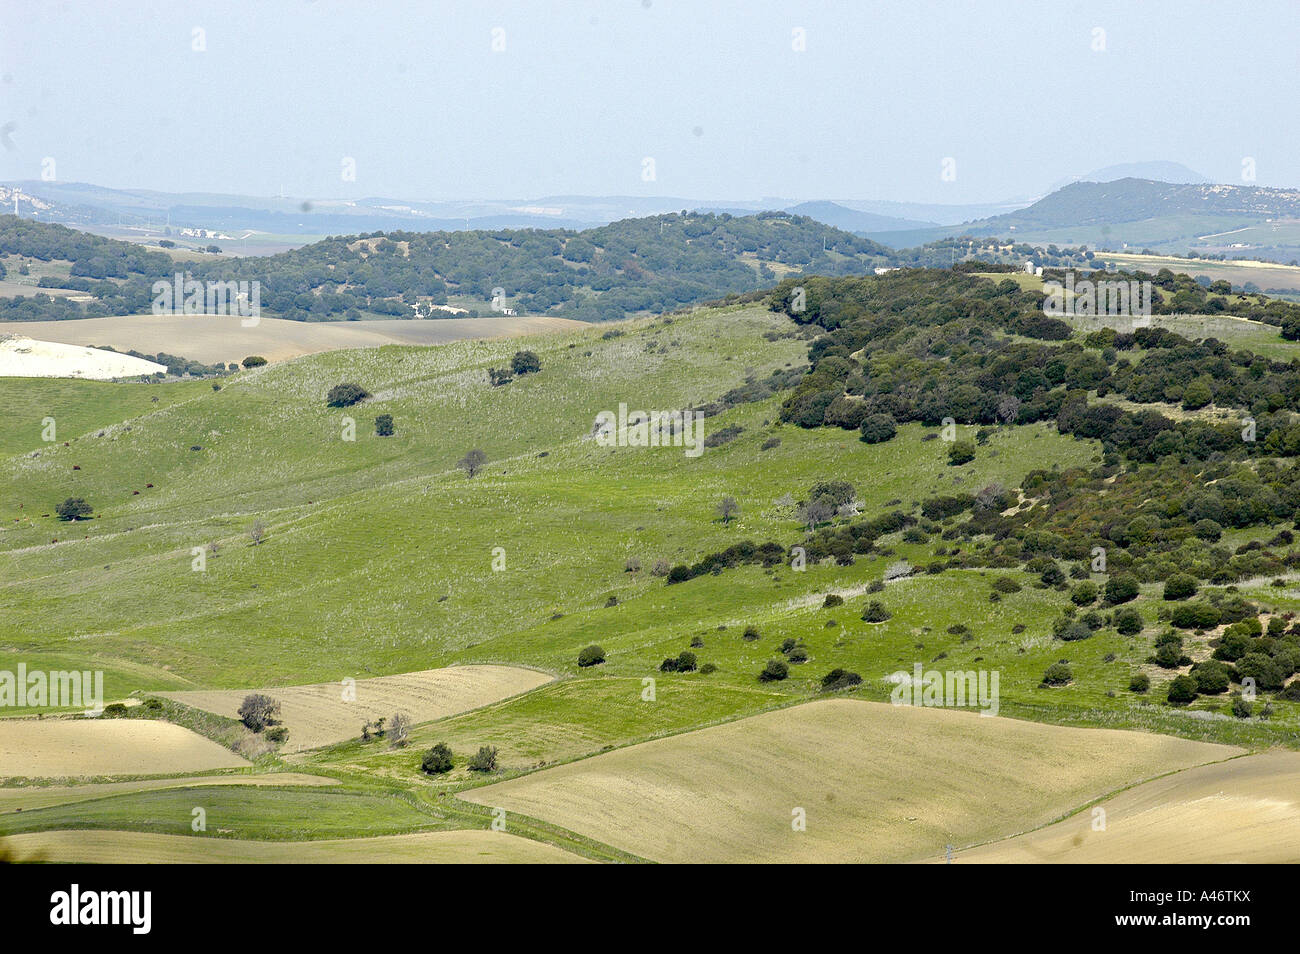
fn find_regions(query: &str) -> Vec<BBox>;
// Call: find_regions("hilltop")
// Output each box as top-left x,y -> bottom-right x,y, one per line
0,212 -> 892,324
870,179 -> 1300,264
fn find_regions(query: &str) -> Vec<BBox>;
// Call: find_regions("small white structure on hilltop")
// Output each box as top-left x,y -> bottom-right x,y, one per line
0,335 -> 168,380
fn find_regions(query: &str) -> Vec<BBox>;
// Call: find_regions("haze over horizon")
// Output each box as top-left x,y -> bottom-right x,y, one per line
4,0 -> 1297,204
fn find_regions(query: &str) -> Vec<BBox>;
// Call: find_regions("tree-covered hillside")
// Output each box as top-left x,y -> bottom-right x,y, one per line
0,212 -> 891,323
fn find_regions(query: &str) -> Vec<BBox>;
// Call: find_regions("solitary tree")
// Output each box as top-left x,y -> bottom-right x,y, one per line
457,449 -> 487,478
421,742 -> 454,775
326,382 -> 370,407
388,711 -> 412,747
238,693 -> 280,732
798,498 -> 835,529
55,497 -> 92,521
716,496 -> 740,524
468,746 -> 498,772
375,414 -> 395,437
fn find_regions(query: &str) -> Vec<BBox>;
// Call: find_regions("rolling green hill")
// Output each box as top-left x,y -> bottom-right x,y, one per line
5,267 -> 1300,862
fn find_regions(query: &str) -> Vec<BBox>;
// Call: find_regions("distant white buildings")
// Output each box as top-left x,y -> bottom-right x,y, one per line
411,302 -> 469,318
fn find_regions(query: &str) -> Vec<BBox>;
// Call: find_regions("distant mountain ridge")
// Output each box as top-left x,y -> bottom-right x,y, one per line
1049,161 -> 1210,191
979,178 -> 1300,230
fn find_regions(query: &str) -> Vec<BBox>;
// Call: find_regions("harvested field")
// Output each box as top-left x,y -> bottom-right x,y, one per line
163,665 -> 553,752
0,828 -> 588,863
948,750 -> 1300,863
0,314 -> 587,365
0,335 -> 166,379
463,699 -> 1241,864
0,719 -> 248,778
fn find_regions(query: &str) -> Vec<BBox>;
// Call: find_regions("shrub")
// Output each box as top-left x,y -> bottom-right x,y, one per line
1113,607 -> 1144,636
1193,519 -> 1223,542
1128,673 -> 1150,693
237,693 -> 280,732
265,726 -> 289,744
1236,652 -> 1285,691
1104,574 -> 1140,605
1166,675 -> 1198,704
375,414 -> 395,437
511,350 -> 541,375
55,497 -> 92,521
241,355 -> 267,368
821,668 -> 862,691
1070,581 -> 1098,606
823,593 -> 844,608
468,745 -> 498,772
699,662 -> 718,674
759,659 -> 789,682
787,646 -> 809,664
421,742 -> 454,775
1153,639 -> 1184,669
326,382 -> 370,407
1231,694 -> 1253,719
1059,619 -> 1093,642
666,564 -> 693,584
577,645 -> 606,667
1163,573 -> 1198,601
1171,601 -> 1221,630
859,413 -> 897,444
1041,663 -> 1073,686
742,625 -> 761,641
861,601 -> 891,623
946,440 -> 976,465
992,576 -> 1021,594
760,436 -> 782,451
1282,681 -> 1300,701
1192,660 -> 1231,695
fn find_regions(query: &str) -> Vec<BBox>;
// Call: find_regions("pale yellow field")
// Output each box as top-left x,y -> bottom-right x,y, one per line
463,699 -> 1241,864
0,313 -> 587,365
0,772 -> 336,813
1106,252 -> 1300,293
0,719 -> 249,778
163,665 -> 554,752
1,828 -> 589,864
947,750 -> 1300,863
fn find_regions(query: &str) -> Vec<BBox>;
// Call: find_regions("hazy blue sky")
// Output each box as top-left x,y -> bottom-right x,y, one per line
3,0 -> 1296,203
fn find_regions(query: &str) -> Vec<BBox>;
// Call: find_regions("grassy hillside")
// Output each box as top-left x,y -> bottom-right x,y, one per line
5,275 -> 1300,862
